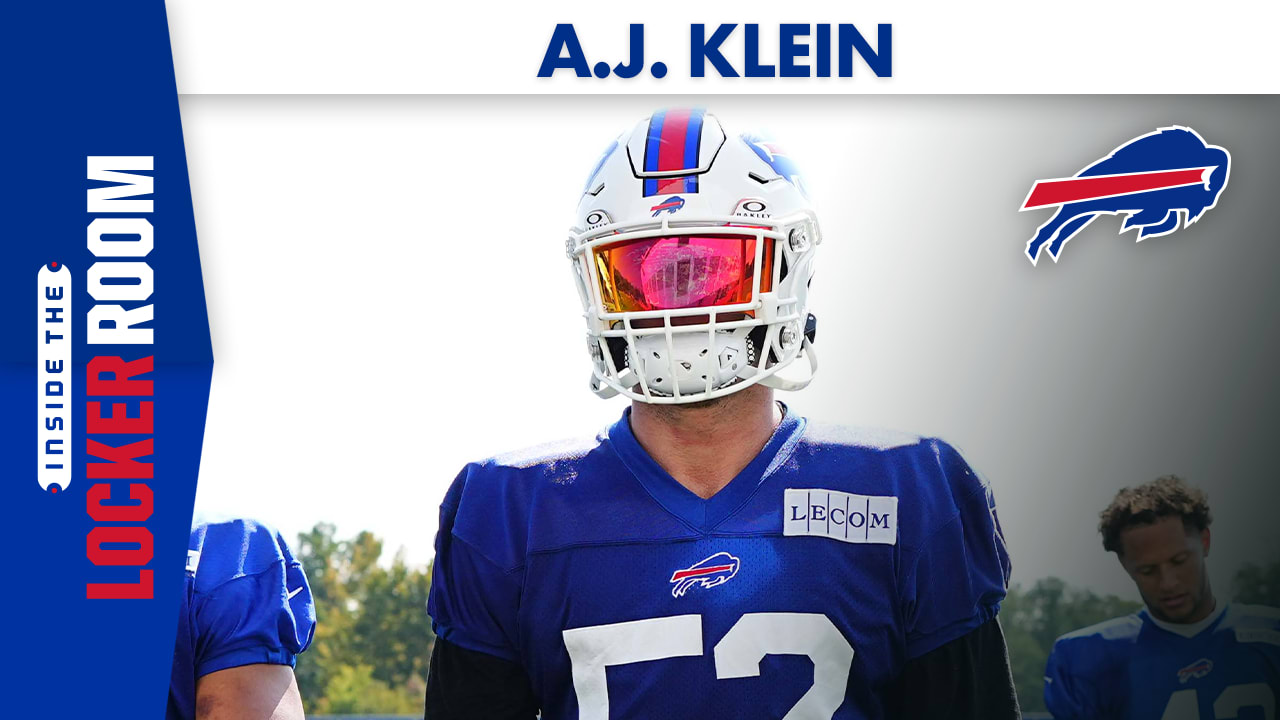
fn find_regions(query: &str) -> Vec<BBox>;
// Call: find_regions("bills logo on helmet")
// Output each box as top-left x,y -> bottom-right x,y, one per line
742,133 -> 808,198
583,140 -> 619,194
1021,126 -> 1230,265
1176,657 -> 1213,684
651,195 -> 686,216
669,552 -> 740,598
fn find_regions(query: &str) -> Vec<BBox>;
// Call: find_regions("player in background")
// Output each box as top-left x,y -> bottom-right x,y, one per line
425,109 -> 1019,719
1045,476 -> 1280,719
169,518 -> 317,720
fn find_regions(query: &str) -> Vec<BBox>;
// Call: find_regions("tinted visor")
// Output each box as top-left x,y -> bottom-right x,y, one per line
593,234 -> 774,313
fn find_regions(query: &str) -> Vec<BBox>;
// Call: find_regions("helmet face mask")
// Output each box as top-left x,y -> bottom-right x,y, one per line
567,109 -> 820,405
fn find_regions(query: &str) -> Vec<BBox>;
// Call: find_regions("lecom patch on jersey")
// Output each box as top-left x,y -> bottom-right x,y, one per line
783,489 -> 898,544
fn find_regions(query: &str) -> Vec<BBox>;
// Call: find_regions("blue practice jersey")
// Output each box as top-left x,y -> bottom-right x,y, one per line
168,519 -> 317,720
428,407 -> 1011,719
1045,603 -> 1280,719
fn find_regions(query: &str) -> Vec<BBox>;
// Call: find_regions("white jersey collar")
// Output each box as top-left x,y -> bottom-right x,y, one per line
1145,600 -> 1227,638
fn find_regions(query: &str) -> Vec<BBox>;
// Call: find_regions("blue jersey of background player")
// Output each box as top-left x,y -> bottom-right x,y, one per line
425,109 -> 1020,719
169,518 -> 316,720
1045,476 -> 1280,719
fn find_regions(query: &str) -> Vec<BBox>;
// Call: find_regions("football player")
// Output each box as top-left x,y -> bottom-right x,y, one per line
169,518 -> 317,720
1045,476 -> 1280,718
426,109 -> 1019,719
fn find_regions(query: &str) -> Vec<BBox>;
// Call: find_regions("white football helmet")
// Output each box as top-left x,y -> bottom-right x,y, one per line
567,109 -> 820,404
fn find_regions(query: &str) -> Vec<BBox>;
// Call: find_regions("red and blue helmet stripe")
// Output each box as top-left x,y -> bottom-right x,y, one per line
642,108 -> 705,197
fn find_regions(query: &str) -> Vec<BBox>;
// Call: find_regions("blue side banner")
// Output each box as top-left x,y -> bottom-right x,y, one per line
1,2 -> 212,717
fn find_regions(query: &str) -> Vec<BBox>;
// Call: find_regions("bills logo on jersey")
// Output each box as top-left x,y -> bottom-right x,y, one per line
651,196 -> 685,216
669,552 -> 740,598
1021,126 -> 1230,265
1176,657 -> 1213,684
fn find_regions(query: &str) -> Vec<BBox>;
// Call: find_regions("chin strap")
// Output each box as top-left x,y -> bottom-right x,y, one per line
759,337 -> 818,392
590,374 -> 620,399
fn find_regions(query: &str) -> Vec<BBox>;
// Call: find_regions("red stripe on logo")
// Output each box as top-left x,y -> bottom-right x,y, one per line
670,564 -> 734,582
1022,167 -> 1211,209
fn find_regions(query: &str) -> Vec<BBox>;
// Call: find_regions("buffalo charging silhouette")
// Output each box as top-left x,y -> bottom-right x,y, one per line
1024,127 -> 1230,264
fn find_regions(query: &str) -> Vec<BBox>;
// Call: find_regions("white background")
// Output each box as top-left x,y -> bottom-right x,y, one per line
164,0 -> 1277,94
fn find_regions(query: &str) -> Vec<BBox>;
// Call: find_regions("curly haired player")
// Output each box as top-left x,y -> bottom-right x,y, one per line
1046,475 -> 1280,719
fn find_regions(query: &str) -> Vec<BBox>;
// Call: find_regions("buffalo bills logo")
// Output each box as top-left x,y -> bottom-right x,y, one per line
1021,127 -> 1230,265
583,140 -> 618,194
670,552 -> 740,598
1177,657 -> 1213,684
742,133 -> 808,198
651,195 -> 686,217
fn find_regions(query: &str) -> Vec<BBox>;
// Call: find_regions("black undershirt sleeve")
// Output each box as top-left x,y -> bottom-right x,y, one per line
887,616 -> 1022,720
424,617 -> 1018,719
425,636 -> 539,720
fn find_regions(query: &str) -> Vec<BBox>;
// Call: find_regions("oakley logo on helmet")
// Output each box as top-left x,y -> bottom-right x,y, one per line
733,199 -> 770,219
584,210 -> 611,230
650,196 -> 685,216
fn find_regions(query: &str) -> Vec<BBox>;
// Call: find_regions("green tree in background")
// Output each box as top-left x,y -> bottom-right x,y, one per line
317,664 -> 421,715
1234,557 -> 1280,605
293,523 -> 434,715
1001,577 -> 1141,713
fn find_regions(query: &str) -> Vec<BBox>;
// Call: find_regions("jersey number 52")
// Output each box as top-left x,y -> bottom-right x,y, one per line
563,612 -> 853,720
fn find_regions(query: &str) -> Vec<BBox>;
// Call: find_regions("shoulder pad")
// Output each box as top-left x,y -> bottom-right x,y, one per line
801,422 -> 922,452
1057,613 -> 1144,645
